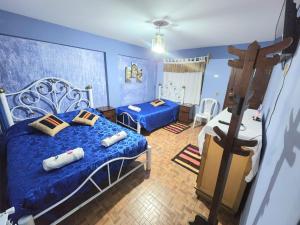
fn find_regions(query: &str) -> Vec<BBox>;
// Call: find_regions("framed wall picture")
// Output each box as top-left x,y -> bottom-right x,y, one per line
125,63 -> 143,83
131,63 -> 138,78
125,66 -> 132,82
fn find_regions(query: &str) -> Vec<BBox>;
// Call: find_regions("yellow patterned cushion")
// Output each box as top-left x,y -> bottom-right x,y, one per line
72,110 -> 99,126
29,114 -> 69,137
150,99 -> 165,107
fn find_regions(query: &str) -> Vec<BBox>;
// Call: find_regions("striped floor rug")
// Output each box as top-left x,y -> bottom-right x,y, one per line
172,144 -> 201,174
163,122 -> 190,134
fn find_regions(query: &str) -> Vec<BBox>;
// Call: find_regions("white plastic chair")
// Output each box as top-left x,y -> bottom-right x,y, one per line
193,98 -> 218,128
0,207 -> 15,225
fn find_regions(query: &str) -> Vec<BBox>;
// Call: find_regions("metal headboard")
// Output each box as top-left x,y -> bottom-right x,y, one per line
0,77 -> 94,129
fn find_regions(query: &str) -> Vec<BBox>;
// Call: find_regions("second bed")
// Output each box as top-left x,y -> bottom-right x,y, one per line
116,99 -> 180,133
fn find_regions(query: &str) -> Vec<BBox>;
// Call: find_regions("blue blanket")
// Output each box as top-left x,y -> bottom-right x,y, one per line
4,109 -> 147,220
116,99 -> 179,132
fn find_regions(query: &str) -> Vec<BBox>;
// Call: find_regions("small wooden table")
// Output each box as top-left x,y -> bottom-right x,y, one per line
96,106 -> 116,122
196,109 -> 262,214
178,103 -> 193,124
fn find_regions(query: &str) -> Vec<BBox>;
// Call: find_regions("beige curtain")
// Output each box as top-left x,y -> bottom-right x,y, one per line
162,71 -> 203,104
163,62 -> 206,73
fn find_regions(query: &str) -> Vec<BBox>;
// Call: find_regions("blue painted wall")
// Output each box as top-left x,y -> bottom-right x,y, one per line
200,59 -> 230,108
171,41 -> 273,59
0,35 -> 107,108
240,45 -> 300,225
0,10 -> 157,108
118,55 -> 157,106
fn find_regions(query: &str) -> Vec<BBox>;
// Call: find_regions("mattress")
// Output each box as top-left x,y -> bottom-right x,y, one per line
4,108 -> 147,220
116,99 -> 179,132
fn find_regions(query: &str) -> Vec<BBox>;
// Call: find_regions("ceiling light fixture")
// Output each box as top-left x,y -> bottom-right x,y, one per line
151,19 -> 169,54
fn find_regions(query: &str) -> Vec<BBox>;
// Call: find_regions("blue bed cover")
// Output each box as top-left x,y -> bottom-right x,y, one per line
116,99 -> 179,132
4,108 -> 147,220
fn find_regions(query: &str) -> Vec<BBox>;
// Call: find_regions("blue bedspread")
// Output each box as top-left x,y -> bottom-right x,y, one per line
116,99 -> 179,132
4,109 -> 147,220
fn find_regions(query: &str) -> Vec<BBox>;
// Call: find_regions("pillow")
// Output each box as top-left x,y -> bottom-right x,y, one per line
150,99 -> 165,107
29,114 -> 69,136
72,110 -> 99,126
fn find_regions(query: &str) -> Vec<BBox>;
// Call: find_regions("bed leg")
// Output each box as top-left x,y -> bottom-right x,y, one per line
18,215 -> 35,225
137,123 -> 141,134
146,146 -> 151,171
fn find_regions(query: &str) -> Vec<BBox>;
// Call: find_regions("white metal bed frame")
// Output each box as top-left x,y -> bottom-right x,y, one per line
0,77 -> 151,225
116,84 -> 185,134
0,77 -> 94,128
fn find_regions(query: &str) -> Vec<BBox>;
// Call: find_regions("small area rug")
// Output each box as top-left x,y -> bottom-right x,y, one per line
163,122 -> 190,134
172,144 -> 201,175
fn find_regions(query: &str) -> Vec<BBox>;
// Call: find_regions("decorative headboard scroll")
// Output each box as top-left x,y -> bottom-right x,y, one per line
0,77 -> 94,129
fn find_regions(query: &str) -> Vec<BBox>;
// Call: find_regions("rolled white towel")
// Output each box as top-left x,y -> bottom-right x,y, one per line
101,131 -> 128,147
128,105 -> 141,112
43,147 -> 84,171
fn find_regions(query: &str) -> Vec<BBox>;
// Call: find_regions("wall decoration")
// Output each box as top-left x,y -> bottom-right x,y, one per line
125,66 -> 132,82
0,35 -> 107,110
124,63 -> 143,83
137,69 -> 143,82
119,56 -> 155,105
131,63 -> 139,78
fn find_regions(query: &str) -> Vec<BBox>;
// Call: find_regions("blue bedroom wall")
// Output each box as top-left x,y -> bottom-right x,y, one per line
118,55 -> 156,106
0,35 -> 107,110
156,41 -> 273,109
240,44 -> 300,225
0,10 -> 157,108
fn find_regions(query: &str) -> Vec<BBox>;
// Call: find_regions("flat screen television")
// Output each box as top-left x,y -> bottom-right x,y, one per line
276,0 -> 300,57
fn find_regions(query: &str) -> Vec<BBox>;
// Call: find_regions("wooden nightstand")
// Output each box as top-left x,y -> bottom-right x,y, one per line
178,104 -> 193,124
97,106 -> 116,122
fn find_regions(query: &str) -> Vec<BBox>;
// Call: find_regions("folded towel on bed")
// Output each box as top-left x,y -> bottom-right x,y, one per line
43,147 -> 84,171
128,105 -> 141,112
101,131 -> 128,147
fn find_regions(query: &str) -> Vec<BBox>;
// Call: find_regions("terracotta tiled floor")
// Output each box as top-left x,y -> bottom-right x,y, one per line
58,125 -> 238,225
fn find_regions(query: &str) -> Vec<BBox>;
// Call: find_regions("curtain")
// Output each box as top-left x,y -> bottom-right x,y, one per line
162,57 -> 207,104
163,62 -> 206,73
162,72 -> 203,104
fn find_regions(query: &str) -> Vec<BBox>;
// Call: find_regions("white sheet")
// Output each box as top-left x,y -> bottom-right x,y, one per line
198,108 -> 262,182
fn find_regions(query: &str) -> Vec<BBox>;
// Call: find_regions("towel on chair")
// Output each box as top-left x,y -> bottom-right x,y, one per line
43,147 -> 84,171
128,105 -> 141,112
101,131 -> 127,147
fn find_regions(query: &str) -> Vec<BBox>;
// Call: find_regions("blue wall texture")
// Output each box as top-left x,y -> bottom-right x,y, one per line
0,34 -> 107,107
118,55 -> 156,106
240,45 -> 300,225
0,10 -> 156,108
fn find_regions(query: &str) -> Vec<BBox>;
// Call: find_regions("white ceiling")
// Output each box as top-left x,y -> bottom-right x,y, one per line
0,0 -> 295,50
